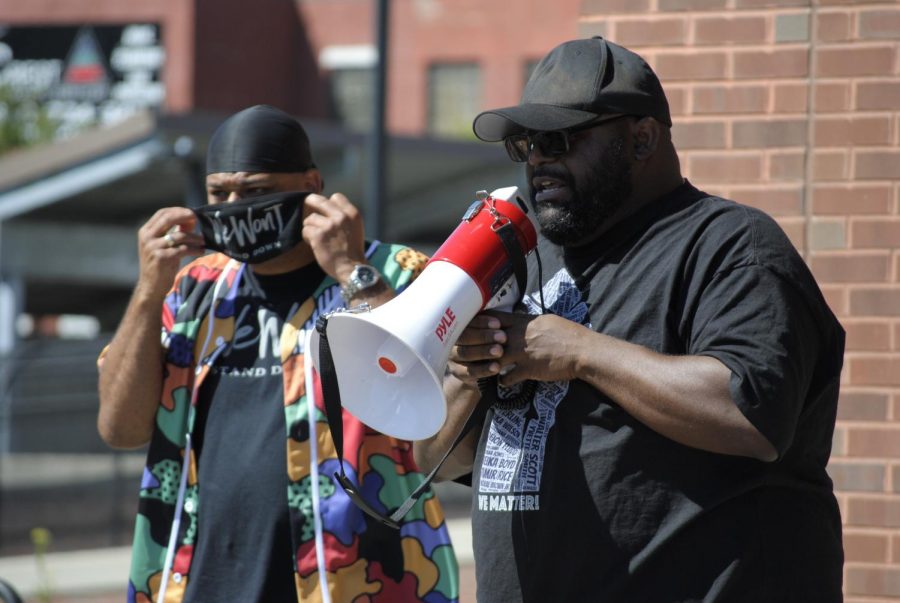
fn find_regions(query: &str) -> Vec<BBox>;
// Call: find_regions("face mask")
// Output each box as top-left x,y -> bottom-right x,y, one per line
194,191 -> 308,263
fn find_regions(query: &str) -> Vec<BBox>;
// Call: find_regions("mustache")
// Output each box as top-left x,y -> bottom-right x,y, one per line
531,166 -> 572,184
529,167 -> 574,208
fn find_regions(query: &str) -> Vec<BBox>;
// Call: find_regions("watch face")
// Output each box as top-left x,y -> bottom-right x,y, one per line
355,265 -> 378,286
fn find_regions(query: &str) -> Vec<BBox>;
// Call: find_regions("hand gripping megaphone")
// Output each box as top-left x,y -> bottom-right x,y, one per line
309,186 -> 537,441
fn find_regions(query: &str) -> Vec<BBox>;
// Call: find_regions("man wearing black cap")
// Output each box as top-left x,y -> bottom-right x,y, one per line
416,38 -> 844,601
98,105 -> 459,603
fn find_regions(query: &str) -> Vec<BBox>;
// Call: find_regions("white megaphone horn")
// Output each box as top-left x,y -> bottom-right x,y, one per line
309,186 -> 538,441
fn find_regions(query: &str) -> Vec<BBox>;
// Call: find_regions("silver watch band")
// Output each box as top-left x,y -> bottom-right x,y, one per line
340,264 -> 381,303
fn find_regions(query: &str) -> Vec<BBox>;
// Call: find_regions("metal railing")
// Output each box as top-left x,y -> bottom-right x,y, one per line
0,337 -> 142,557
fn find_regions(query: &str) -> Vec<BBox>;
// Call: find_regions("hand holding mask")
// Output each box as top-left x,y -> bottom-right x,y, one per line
193,191 -> 309,263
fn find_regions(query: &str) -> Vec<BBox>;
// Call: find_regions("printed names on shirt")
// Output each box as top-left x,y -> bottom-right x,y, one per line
480,411 -> 526,493
475,268 -> 580,512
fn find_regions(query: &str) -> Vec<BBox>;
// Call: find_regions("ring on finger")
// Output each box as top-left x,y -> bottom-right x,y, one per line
163,232 -> 176,248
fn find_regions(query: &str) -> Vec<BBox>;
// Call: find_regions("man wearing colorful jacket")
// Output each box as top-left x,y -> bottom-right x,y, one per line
98,105 -> 459,603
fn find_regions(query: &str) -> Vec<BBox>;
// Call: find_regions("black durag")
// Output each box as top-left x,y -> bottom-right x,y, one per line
205,104 -> 315,175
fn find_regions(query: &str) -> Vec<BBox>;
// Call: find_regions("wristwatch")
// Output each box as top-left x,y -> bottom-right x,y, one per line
340,264 -> 382,303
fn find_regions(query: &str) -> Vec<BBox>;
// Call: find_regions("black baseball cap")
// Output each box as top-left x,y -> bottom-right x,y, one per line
472,37 -> 672,142
206,104 -> 316,175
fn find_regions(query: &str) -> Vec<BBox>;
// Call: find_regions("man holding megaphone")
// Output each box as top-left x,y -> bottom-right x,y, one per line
416,38 -> 845,602
97,105 -> 459,603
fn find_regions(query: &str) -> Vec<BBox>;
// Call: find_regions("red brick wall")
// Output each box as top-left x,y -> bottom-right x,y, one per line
579,2 -> 900,600
297,0 -> 585,135
192,0 -> 327,118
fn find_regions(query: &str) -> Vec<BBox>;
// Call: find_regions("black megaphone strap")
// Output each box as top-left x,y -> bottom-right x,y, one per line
494,220 -> 528,304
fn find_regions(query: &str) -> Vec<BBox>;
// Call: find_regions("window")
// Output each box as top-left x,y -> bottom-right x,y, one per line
329,67 -> 374,132
320,45 -> 376,132
427,63 -> 481,139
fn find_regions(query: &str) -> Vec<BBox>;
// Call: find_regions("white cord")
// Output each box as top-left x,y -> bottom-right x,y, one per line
304,327 -> 332,603
156,260 -> 238,603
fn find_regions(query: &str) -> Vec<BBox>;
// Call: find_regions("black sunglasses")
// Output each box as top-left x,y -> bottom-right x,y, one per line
503,114 -> 630,162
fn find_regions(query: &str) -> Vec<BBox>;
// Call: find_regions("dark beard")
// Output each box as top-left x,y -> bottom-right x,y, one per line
529,136 -> 632,246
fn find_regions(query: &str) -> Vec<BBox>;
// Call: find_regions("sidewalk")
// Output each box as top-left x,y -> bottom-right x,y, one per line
0,545 -> 131,602
1,460 -> 476,601
0,517 -> 474,602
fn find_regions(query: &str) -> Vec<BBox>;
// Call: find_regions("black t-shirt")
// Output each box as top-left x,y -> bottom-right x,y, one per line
470,182 -> 845,603
183,262 -> 324,603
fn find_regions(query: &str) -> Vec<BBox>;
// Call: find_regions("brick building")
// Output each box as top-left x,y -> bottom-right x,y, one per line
0,0 -> 898,600
565,3 -> 899,600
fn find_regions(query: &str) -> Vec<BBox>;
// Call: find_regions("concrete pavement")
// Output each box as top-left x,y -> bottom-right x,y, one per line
0,459 -> 478,601
0,516 -> 475,602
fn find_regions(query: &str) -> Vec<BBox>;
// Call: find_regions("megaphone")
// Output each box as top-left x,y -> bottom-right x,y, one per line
309,186 -> 538,441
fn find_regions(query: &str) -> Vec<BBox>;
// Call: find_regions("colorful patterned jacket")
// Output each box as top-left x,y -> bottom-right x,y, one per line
120,243 -> 459,603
